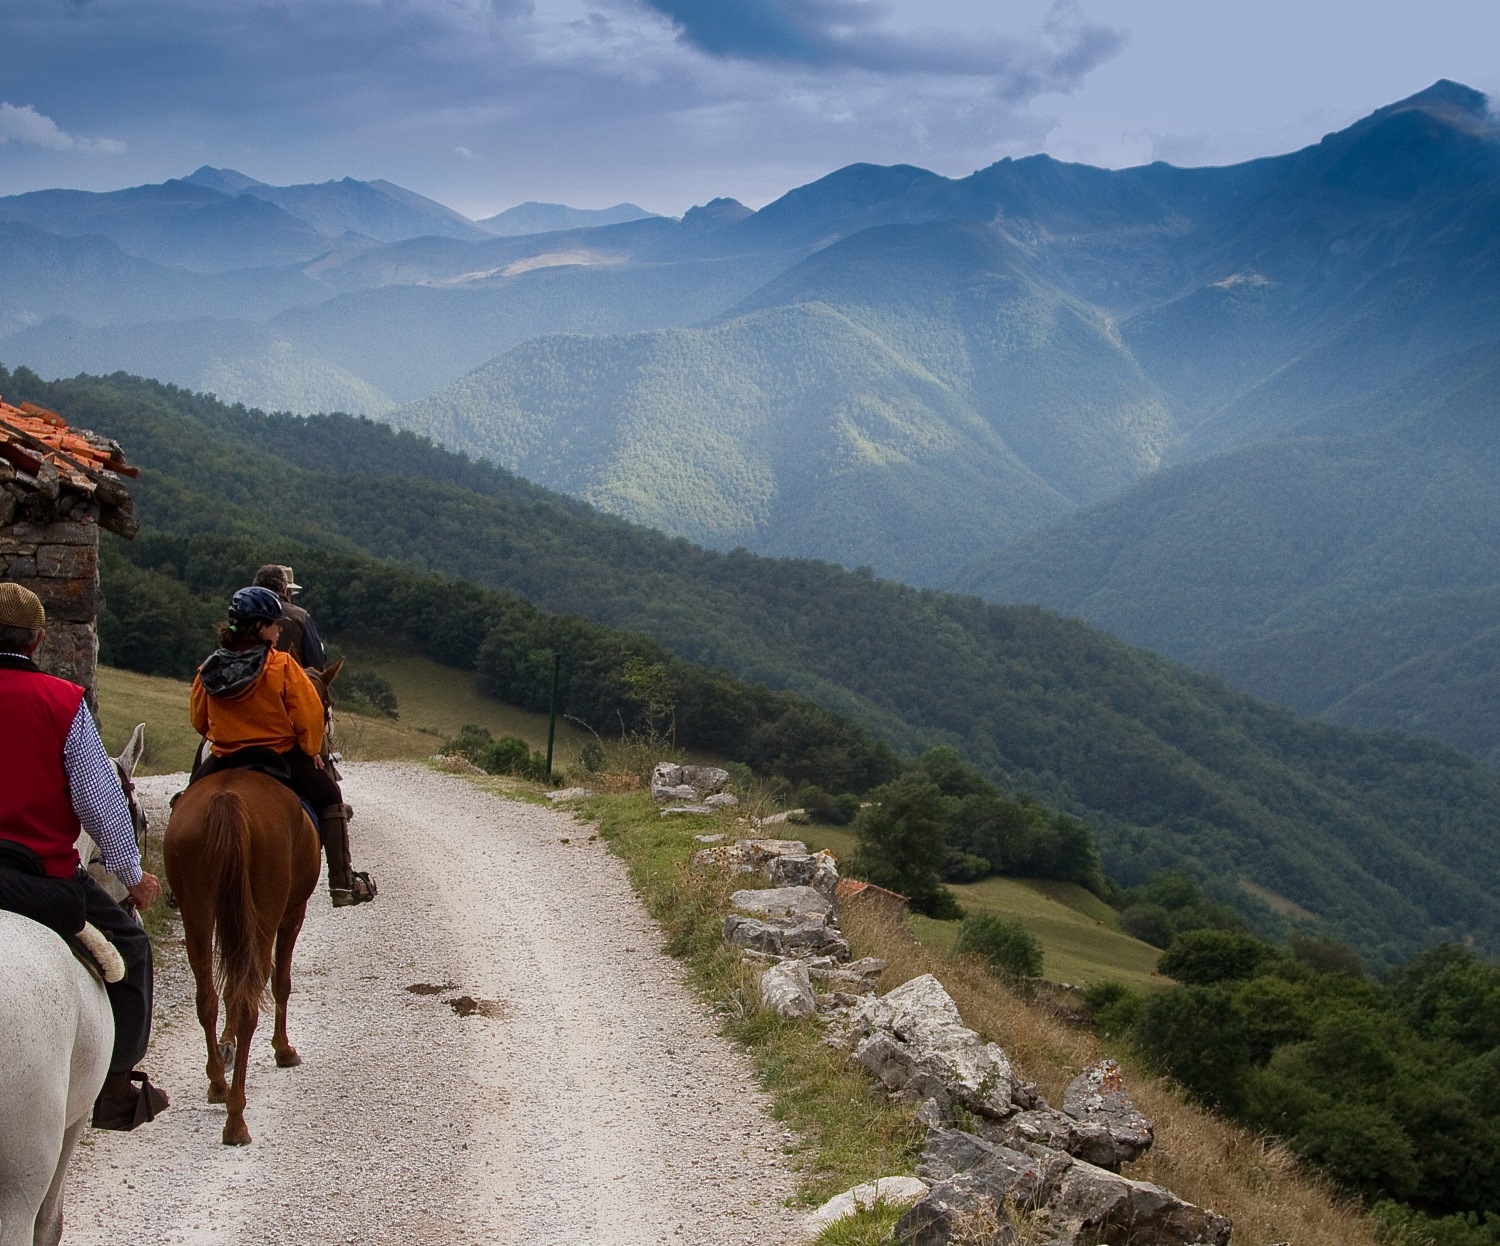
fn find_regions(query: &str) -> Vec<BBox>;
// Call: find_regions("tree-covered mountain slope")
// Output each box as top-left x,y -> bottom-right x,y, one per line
10,362 -> 1500,962
393,220 -> 1172,580
958,338 -> 1500,762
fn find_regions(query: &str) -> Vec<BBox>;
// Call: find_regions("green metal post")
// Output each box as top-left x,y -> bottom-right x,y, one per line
545,652 -> 561,781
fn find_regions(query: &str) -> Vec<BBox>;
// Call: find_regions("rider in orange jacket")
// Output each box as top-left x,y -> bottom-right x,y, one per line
190,586 -> 376,908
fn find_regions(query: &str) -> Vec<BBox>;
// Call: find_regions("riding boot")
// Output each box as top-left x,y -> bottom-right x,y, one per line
92,1069 -> 169,1131
317,804 -> 375,907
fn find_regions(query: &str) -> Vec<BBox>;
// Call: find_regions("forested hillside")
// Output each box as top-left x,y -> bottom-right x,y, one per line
11,362 -> 1500,962
960,339 -> 1500,764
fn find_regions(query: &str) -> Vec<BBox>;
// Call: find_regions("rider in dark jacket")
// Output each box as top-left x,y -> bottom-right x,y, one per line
252,564 -> 325,669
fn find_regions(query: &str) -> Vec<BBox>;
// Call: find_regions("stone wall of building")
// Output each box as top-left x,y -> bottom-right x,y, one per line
1,514 -> 101,693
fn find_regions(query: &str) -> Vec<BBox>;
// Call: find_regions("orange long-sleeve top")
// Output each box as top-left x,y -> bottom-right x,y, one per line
190,648 -> 326,758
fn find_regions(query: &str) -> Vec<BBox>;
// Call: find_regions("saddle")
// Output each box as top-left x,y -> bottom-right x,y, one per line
0,842 -> 124,982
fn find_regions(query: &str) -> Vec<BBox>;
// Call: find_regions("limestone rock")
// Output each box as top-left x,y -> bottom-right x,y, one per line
848,974 -> 1021,1119
730,885 -> 833,923
736,837 -> 810,864
704,792 -> 739,808
768,850 -> 840,898
899,1133 -> 1231,1246
1059,1059 -> 1154,1168
545,787 -> 594,801
807,1176 -> 929,1230
681,765 -> 730,794
723,914 -> 851,959
1045,1159 -> 1232,1246
661,804 -> 716,816
896,1143 -> 1069,1246
759,958 -> 816,1020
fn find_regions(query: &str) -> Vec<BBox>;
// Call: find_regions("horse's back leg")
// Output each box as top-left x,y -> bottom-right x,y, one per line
0,1109 -> 59,1246
182,915 -> 228,1103
31,1114 -> 86,1246
270,899 -> 310,1068
222,927 -> 276,1147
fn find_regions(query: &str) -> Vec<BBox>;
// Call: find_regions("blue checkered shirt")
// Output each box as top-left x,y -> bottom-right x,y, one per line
3,652 -> 142,887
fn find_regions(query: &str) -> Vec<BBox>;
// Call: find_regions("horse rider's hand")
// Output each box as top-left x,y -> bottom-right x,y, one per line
312,753 -> 326,771
127,872 -> 162,910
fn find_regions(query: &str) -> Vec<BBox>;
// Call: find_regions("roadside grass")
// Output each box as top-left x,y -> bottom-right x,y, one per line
583,791 -> 923,1209
96,666 -> 204,775
812,1203 -> 908,1244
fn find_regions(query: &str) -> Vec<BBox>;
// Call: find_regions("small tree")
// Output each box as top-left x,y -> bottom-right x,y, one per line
849,775 -> 963,918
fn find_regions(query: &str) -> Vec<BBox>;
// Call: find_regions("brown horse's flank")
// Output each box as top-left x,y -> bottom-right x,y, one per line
201,791 -> 268,1027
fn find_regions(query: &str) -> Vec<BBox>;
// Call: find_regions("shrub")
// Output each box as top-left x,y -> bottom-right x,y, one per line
338,669 -> 400,719
442,723 -> 493,759
1084,981 -> 1142,1036
1119,903 -> 1176,948
1158,930 -> 1275,985
478,735 -> 550,781
955,914 -> 1043,981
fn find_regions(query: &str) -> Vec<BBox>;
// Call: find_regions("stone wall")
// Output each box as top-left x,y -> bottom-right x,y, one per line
1,514 -> 101,694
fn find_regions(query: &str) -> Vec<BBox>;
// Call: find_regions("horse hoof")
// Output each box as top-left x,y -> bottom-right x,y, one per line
222,1123 -> 252,1146
276,1048 -> 302,1068
218,1040 -> 235,1067
207,1084 -> 228,1104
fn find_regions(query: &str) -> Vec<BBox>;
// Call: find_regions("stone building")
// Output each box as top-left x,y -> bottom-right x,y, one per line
0,398 -> 137,698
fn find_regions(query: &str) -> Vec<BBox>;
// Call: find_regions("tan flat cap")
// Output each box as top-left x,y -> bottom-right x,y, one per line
0,582 -> 45,631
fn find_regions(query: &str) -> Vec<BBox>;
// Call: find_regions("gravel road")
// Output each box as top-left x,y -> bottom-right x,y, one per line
65,762 -> 806,1245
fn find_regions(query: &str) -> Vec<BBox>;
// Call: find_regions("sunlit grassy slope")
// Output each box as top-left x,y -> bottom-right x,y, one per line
799,825 -> 1166,990
95,644 -> 585,777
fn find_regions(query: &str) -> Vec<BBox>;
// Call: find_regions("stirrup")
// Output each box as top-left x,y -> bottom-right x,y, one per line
92,1072 -> 170,1132
331,872 -> 376,907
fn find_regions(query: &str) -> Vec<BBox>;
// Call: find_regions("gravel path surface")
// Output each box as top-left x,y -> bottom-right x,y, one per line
65,763 -> 806,1245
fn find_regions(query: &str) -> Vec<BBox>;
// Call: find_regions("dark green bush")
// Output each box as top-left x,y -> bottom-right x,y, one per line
338,669 -> 399,719
442,724 -> 493,759
478,735 -> 549,780
1158,929 -> 1276,985
955,914 -> 1043,980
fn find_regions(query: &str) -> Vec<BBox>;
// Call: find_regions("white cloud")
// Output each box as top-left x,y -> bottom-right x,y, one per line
0,101 -> 126,153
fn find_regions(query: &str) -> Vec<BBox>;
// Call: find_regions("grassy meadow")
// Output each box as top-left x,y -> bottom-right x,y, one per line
798,825 -> 1166,992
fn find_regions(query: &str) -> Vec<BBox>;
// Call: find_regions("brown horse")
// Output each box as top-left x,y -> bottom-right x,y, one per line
164,771 -> 319,1145
164,661 -> 343,1146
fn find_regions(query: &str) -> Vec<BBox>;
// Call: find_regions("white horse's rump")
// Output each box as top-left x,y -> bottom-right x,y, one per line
0,910 -> 113,1246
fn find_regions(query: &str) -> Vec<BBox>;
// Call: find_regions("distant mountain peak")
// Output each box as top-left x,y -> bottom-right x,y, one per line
680,198 -> 753,230
1363,79 -> 1496,139
183,166 -> 267,195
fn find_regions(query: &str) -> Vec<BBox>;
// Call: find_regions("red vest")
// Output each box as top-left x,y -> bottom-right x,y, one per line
0,664 -> 86,879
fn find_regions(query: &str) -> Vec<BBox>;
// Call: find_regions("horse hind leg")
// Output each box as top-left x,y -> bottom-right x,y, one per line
32,1115 -> 88,1246
271,906 -> 309,1068
184,922 -> 230,1103
222,995 -> 259,1147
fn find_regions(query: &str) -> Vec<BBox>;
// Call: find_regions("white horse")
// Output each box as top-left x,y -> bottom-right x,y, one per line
0,723 -> 145,1246
0,911 -> 113,1246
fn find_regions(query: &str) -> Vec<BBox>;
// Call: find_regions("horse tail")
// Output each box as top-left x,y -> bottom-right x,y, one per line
203,790 -> 265,1024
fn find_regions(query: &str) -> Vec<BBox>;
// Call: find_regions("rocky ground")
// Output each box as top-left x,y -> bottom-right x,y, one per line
64,763 -> 804,1246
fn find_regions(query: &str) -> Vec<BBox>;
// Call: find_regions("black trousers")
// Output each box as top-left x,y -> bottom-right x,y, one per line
0,858 -> 153,1075
195,747 -> 342,811
80,872 -> 154,1073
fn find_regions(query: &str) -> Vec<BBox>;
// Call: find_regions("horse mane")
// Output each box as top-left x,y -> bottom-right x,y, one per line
202,791 -> 267,1020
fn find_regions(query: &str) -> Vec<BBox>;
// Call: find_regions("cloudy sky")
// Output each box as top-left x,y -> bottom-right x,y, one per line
2,0 -> 1497,217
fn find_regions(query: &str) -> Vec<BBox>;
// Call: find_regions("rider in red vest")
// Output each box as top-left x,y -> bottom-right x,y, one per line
0,582 -> 169,1130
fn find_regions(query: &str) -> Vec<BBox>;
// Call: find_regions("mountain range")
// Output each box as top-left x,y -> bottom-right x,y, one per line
2,80 -> 1498,769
